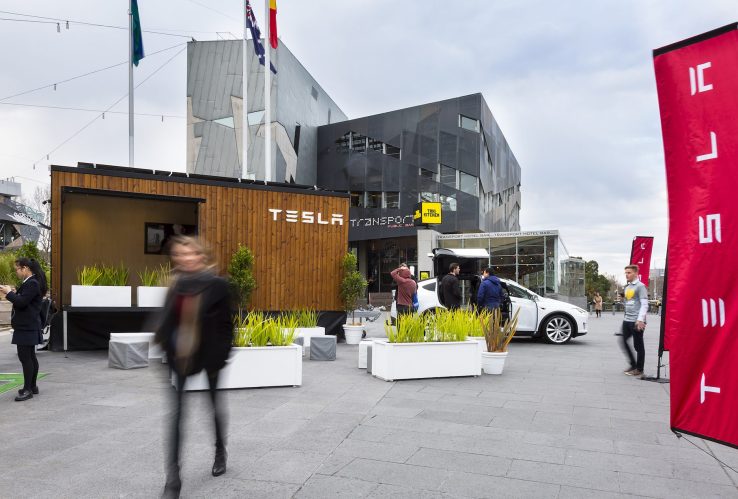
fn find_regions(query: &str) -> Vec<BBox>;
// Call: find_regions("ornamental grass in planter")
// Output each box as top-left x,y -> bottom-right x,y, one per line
183,311 -> 301,391
233,311 -> 297,347
136,263 -> 171,307
137,263 -> 171,287
482,308 -> 520,352
480,308 -> 520,375
292,309 -> 319,328
72,264 -> 131,307
384,311 -> 469,343
433,309 -> 482,342
376,312 -> 479,381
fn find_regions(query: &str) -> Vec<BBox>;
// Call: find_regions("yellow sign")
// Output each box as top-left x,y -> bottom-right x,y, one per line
413,202 -> 442,225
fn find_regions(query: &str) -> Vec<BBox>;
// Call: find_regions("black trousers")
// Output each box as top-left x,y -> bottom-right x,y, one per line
17,345 -> 39,391
621,321 -> 645,371
168,369 -> 226,477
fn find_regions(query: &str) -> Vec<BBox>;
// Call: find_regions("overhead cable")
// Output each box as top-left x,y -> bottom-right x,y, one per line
32,45 -> 187,166
0,101 -> 184,119
0,10 -> 213,38
0,42 -> 185,102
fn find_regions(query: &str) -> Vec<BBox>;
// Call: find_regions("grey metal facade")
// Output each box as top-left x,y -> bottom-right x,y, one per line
316,94 -> 521,242
186,39 -> 347,185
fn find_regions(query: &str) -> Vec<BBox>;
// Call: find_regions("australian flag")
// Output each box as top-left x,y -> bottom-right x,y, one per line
246,0 -> 277,74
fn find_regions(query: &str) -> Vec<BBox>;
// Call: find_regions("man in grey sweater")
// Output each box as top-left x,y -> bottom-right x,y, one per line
621,265 -> 649,377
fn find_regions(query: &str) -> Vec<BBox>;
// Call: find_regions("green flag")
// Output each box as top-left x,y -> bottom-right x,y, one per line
131,0 -> 145,66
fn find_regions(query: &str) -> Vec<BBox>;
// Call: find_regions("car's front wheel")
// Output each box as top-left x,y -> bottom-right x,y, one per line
541,314 -> 574,344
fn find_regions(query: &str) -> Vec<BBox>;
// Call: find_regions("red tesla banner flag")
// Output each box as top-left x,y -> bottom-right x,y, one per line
654,23 -> 738,448
629,236 -> 654,287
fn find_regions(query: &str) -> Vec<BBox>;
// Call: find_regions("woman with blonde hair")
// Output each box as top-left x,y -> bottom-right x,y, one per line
593,291 -> 603,318
156,236 -> 233,498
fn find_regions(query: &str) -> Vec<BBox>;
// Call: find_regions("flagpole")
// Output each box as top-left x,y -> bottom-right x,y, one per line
264,0 -> 272,182
128,0 -> 134,167
242,3 -> 249,180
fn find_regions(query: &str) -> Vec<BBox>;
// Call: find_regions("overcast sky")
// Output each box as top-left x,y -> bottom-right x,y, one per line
1,1 -> 735,279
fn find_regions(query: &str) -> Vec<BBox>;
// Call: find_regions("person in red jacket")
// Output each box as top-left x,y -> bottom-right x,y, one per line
391,263 -> 417,319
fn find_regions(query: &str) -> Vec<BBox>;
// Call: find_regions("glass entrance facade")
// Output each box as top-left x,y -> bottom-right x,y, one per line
436,231 -> 584,301
356,236 -> 417,293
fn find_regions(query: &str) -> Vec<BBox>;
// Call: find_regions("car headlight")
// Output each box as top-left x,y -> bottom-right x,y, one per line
574,307 -> 587,314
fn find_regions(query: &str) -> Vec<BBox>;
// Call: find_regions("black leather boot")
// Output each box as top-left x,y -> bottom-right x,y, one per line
212,446 -> 227,477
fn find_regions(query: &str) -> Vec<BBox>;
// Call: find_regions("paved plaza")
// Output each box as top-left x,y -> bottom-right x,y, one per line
1,313 -> 737,498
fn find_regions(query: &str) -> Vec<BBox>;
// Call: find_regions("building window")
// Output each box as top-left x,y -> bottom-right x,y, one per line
351,133 -> 367,153
384,143 -> 401,159
368,137 -> 383,153
350,192 -> 363,207
459,114 -> 480,133
419,168 -> 436,180
459,171 -> 478,196
247,110 -> 265,125
311,86 -> 319,100
440,164 -> 457,189
420,191 -> 438,202
366,191 -> 382,208
440,193 -> 457,212
335,132 -> 351,153
384,192 -> 399,209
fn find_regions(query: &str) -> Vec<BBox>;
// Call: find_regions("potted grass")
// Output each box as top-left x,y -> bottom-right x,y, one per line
481,308 -> 520,375
283,309 -> 325,349
71,263 -> 132,307
371,312 -> 480,381
465,308 -> 492,352
136,263 -> 170,307
339,252 -> 367,344
179,311 -> 302,391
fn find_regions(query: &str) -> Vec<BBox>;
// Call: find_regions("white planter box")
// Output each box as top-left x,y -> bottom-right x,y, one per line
358,339 -> 372,369
177,344 -> 302,391
283,327 -> 325,347
467,336 -> 486,353
71,285 -> 131,307
136,286 -> 168,307
109,332 -> 163,359
371,339 -> 481,381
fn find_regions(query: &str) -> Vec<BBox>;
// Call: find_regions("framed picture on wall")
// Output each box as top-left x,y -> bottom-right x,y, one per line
145,223 -> 198,254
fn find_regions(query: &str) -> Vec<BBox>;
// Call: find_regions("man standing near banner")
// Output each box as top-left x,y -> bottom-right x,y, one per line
621,265 -> 649,377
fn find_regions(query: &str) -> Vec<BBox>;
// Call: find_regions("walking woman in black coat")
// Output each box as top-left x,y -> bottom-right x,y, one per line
0,257 -> 47,402
155,236 -> 234,499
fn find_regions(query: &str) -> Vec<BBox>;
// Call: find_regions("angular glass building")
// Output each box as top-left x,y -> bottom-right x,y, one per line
317,94 -> 521,292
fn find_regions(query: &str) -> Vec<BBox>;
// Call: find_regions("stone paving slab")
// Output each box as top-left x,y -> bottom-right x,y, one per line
1,315 -> 737,498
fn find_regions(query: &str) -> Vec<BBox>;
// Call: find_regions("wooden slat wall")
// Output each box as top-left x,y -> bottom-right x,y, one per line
51,169 -> 349,311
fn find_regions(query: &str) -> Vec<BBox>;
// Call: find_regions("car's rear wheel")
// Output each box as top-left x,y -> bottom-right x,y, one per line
541,315 -> 574,344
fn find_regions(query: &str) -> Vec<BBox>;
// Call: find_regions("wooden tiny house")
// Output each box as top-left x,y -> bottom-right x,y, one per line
50,163 -> 349,349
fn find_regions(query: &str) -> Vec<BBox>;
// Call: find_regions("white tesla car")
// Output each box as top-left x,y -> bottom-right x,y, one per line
390,249 -> 588,344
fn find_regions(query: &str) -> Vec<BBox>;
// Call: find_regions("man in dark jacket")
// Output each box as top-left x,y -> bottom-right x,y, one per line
477,267 -> 503,311
439,263 -> 462,310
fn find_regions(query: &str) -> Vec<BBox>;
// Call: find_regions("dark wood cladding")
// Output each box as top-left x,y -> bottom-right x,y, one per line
51,168 -> 349,311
